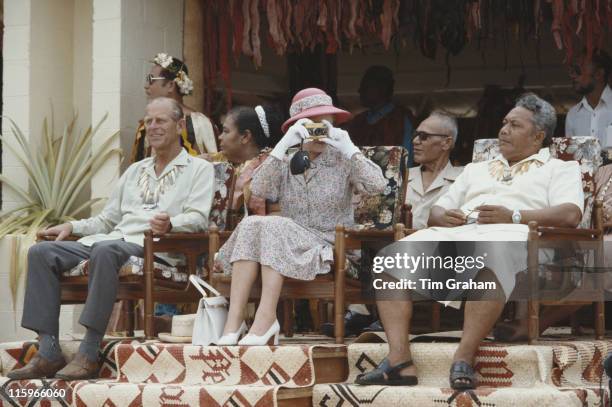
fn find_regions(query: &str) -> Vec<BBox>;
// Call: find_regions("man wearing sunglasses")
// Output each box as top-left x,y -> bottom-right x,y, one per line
566,49 -> 612,149
407,112 -> 464,229
131,53 -> 218,163
333,112 -> 464,336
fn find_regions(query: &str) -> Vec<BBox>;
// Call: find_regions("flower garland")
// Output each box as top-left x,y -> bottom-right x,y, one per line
152,53 -> 194,96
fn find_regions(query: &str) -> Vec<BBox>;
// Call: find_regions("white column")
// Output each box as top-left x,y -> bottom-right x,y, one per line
2,0 -> 31,213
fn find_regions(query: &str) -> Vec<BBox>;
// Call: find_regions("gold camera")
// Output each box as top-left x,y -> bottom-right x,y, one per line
303,123 -> 329,140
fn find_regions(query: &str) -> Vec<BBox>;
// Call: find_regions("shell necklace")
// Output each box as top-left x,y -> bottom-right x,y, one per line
138,164 -> 184,209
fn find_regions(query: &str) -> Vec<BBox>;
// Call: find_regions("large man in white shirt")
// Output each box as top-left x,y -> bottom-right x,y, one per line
565,49 -> 612,147
357,94 -> 584,390
8,97 -> 215,381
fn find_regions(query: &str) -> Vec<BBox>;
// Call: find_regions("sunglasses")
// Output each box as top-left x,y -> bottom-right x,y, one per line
145,73 -> 166,85
412,130 -> 450,141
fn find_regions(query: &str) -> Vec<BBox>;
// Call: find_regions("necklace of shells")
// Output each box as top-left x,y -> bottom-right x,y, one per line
138,165 -> 184,207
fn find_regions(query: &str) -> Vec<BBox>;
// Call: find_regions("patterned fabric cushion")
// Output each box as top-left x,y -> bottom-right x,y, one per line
353,146 -> 407,230
472,137 -> 602,228
208,161 -> 235,230
61,256 -> 198,283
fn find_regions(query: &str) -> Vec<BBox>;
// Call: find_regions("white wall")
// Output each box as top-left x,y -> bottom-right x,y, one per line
120,0 -> 183,171
2,0 -> 31,213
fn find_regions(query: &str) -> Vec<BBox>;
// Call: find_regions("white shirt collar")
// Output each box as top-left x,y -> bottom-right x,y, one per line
145,148 -> 191,178
577,85 -> 612,111
492,147 -> 550,168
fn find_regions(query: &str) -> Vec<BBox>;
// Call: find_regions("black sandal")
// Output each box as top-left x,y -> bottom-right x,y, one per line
355,358 -> 418,386
449,360 -> 476,390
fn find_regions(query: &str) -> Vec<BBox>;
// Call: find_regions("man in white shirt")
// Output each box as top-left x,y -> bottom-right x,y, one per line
357,94 -> 584,390
8,97 -> 215,381
565,49 -> 612,147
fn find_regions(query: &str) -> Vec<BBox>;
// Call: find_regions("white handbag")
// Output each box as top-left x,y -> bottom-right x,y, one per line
189,274 -> 229,346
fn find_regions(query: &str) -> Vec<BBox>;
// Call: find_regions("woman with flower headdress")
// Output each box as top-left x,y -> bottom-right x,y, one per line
215,88 -> 387,346
131,53 -> 218,162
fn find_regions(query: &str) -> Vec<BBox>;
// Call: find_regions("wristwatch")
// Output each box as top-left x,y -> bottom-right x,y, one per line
511,210 -> 522,224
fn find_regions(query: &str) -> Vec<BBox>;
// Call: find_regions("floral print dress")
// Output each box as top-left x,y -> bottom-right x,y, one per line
217,146 -> 386,280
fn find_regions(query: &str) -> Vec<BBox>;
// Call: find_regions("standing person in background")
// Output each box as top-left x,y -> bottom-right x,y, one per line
343,65 -> 415,166
566,49 -> 612,148
131,53 -> 218,162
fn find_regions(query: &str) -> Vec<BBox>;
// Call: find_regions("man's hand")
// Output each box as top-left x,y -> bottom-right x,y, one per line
37,223 -> 73,241
150,212 -> 172,234
439,209 -> 467,227
476,205 -> 513,224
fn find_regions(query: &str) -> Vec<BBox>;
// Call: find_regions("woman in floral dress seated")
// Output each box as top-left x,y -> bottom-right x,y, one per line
216,88 -> 387,345
204,105 -> 283,218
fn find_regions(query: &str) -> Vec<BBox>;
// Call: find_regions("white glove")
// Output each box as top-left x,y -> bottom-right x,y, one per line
270,118 -> 312,159
321,120 -> 360,158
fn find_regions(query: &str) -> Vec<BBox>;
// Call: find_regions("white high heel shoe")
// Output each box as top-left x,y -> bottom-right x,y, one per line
238,320 -> 280,346
216,321 -> 247,345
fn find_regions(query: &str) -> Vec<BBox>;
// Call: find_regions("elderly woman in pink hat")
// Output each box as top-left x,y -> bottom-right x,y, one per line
216,88 -> 386,345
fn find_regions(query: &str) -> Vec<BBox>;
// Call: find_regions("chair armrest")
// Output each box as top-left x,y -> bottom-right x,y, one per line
535,226 -> 602,240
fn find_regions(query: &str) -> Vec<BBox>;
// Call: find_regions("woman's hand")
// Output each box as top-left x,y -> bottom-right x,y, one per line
321,120 -> 360,158
270,119 -> 311,159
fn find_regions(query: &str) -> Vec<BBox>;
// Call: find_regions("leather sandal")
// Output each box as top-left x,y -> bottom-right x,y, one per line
355,358 -> 418,386
449,360 -> 476,390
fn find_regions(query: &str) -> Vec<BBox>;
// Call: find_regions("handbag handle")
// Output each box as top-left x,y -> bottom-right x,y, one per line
189,274 -> 223,298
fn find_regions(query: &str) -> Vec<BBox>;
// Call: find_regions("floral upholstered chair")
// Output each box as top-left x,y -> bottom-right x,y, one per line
353,146 -> 408,230
472,136 -> 604,342
59,161 -> 236,338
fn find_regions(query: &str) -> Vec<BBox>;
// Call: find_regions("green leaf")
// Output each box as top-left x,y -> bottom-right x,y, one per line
0,112 -> 121,306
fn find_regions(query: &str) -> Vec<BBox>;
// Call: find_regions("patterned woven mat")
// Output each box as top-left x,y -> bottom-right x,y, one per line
313,384 -> 606,407
312,334 -> 611,407
0,341 -> 337,407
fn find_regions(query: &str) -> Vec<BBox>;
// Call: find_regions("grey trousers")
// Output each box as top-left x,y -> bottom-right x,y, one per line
22,239 -> 143,336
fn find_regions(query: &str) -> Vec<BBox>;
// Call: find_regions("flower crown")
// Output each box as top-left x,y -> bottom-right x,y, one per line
152,53 -> 194,96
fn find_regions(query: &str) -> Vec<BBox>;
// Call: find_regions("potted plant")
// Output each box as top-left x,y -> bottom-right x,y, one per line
0,113 -> 121,308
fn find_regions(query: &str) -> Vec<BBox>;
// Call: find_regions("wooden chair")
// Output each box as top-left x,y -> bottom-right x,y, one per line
59,161 -> 236,338
473,136 -> 605,343
210,146 -> 410,344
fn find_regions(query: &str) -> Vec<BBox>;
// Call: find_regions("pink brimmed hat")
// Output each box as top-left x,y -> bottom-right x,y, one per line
281,88 -> 351,132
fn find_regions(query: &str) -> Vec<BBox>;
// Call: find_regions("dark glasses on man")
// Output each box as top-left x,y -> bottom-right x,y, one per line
144,73 -> 165,85
412,131 -> 450,141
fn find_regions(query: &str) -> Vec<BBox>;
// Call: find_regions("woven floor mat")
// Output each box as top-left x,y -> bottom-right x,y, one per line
347,342 -> 552,388
312,383 -> 608,407
114,343 -> 325,386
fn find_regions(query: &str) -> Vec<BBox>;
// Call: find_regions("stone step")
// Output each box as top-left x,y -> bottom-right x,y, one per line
312,383 -> 608,407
